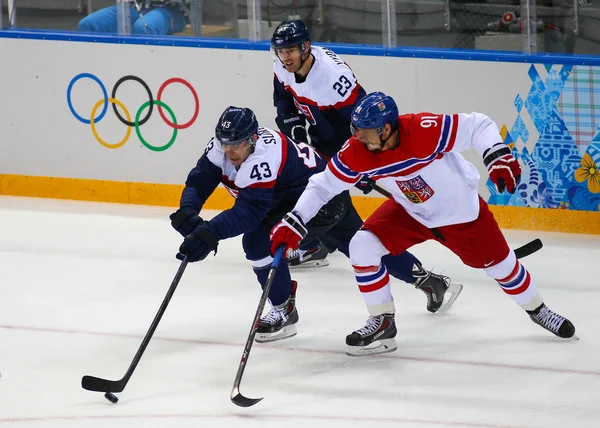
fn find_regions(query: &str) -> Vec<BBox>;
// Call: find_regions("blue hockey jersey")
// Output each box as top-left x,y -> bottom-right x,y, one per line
179,126 -> 327,240
273,46 -> 367,159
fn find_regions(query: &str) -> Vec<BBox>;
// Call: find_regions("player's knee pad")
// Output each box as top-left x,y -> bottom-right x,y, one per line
483,250 -> 517,278
349,230 -> 389,267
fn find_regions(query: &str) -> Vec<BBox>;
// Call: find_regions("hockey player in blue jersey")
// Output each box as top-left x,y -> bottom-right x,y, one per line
271,19 -> 377,268
170,106 -> 459,342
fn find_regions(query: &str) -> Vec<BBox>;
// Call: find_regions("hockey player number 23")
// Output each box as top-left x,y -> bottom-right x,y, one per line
333,75 -> 352,97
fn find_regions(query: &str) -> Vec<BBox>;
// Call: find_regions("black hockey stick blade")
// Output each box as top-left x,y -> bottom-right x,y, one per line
230,246 -> 285,408
81,376 -> 125,393
81,255 -> 189,399
231,387 -> 263,407
514,238 -> 543,259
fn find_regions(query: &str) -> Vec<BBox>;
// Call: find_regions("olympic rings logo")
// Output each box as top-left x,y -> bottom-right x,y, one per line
67,73 -> 199,152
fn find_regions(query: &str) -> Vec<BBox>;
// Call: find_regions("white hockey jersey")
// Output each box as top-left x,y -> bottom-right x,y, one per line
202,126 -> 326,202
273,45 -> 366,157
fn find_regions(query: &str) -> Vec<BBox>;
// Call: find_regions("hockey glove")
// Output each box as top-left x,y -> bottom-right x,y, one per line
483,143 -> 522,194
354,176 -> 376,195
177,225 -> 219,262
170,207 -> 204,237
276,113 -> 308,144
270,212 -> 308,256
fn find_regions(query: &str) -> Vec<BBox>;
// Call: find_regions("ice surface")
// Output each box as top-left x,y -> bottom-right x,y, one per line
0,196 -> 598,428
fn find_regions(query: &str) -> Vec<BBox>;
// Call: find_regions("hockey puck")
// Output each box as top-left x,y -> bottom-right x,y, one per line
104,392 -> 119,404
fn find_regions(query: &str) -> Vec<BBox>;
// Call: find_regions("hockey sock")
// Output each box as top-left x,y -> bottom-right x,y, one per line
353,263 -> 395,316
252,257 -> 292,307
382,251 -> 420,283
484,251 -> 543,311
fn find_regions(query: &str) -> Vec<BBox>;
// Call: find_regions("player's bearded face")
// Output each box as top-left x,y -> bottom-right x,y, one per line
223,141 -> 253,166
276,46 -> 303,73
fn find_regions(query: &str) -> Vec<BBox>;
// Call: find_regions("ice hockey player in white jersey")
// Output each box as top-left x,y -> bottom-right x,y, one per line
169,106 -> 460,342
270,92 -> 576,355
272,20 -> 364,159
271,19 -> 379,268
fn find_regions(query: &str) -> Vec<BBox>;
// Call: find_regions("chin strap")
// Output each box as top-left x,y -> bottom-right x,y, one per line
298,44 -> 311,70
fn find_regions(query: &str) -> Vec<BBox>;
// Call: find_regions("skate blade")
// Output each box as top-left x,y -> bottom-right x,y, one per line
437,282 -> 464,313
555,331 -> 579,341
255,325 -> 297,343
530,318 -> 580,340
289,259 -> 330,269
346,338 -> 397,357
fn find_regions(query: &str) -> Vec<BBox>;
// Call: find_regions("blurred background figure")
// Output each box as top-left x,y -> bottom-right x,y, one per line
78,0 -> 188,35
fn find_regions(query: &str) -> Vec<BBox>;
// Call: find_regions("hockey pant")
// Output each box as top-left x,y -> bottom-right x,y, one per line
352,197 -> 542,316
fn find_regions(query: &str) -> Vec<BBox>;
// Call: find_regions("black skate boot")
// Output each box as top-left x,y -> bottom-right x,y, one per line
413,264 -> 463,313
287,243 -> 329,269
256,281 -> 299,343
345,313 -> 397,356
527,303 -> 576,339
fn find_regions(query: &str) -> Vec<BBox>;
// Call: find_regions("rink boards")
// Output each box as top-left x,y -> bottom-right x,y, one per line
0,32 -> 599,234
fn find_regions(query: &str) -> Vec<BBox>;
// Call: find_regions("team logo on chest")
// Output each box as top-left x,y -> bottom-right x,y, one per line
293,98 -> 317,126
396,176 -> 434,203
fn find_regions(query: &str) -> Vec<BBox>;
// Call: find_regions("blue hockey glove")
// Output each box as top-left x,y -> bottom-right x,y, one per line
177,225 -> 219,262
170,207 -> 204,237
354,176 -> 376,195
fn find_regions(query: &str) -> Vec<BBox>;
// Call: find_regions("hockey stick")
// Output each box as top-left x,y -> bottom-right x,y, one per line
370,183 -> 543,259
81,255 -> 189,403
230,246 -> 285,407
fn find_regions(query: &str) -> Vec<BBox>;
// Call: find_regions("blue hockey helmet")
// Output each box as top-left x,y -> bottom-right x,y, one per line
350,92 -> 399,136
215,106 -> 259,146
271,20 -> 311,51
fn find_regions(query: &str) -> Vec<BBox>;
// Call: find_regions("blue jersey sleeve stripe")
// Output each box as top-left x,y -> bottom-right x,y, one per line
332,154 -> 360,178
436,115 -> 453,153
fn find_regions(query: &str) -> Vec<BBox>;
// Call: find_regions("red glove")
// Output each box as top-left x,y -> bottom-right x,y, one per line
483,144 -> 522,194
270,212 -> 308,256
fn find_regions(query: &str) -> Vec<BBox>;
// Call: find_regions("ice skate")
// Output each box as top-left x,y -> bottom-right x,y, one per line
413,265 -> 463,313
256,281 -> 299,343
287,244 -> 329,269
345,313 -> 397,356
527,303 -> 577,339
